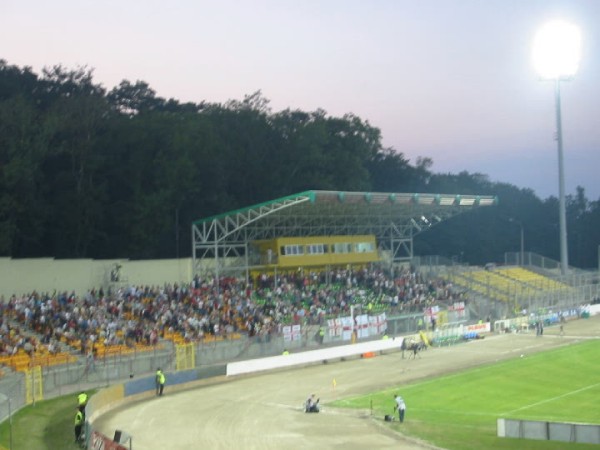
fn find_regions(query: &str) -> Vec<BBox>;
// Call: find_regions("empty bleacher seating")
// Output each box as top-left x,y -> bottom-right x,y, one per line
445,266 -> 571,307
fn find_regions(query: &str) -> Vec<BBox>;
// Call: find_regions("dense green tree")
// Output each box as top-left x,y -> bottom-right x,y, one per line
0,60 -> 40,101
0,95 -> 49,255
0,61 -> 599,268
40,67 -> 110,257
107,80 -> 164,115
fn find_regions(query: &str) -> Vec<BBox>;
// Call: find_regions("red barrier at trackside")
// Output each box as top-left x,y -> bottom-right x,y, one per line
91,431 -> 128,450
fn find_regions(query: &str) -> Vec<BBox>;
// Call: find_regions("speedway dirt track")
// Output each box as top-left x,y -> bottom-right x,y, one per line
94,315 -> 599,450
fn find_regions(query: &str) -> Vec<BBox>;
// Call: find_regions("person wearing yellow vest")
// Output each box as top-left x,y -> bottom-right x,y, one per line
77,391 -> 88,418
156,368 -> 166,396
74,407 -> 84,443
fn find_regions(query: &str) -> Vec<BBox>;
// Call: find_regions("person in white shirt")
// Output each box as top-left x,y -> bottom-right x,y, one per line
394,394 -> 406,422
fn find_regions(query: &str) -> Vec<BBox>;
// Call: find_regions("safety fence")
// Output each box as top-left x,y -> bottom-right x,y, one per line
0,345 -> 175,426
492,305 -> 594,334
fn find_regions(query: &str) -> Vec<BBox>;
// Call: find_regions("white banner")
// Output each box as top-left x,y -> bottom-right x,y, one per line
328,318 -> 343,337
282,325 -> 302,342
356,314 -> 369,338
368,313 -> 387,335
282,325 -> 292,342
291,324 -> 302,341
341,316 -> 354,341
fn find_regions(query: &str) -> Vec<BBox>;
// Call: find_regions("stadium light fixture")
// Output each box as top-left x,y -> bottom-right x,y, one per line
533,20 -> 581,276
533,21 -> 581,79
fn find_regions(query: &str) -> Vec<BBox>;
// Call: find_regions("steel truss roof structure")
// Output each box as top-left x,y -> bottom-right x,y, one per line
192,190 -> 497,278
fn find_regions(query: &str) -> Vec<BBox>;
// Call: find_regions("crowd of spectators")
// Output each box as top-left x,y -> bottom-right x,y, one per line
1,265 -> 463,357
0,312 -> 45,358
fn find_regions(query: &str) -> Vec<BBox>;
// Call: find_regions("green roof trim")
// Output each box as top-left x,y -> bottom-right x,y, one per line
192,190 -> 314,225
192,190 -> 498,225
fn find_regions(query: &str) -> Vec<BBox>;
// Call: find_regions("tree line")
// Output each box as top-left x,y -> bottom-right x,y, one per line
1,60 -> 598,268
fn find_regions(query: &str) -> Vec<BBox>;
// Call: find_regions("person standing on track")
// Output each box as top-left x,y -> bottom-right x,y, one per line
74,407 -> 84,443
156,368 -> 166,396
393,394 -> 406,423
77,391 -> 88,419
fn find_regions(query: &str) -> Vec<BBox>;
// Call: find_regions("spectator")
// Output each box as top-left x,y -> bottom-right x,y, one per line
5,264 -> 453,357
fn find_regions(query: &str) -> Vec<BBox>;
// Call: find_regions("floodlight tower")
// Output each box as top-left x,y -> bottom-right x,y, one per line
533,20 -> 581,276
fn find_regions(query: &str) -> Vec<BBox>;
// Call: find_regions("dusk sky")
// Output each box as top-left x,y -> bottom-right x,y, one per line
2,0 -> 599,200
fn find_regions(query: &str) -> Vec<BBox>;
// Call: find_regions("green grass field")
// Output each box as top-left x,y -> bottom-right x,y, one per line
333,339 -> 600,449
0,390 -> 95,450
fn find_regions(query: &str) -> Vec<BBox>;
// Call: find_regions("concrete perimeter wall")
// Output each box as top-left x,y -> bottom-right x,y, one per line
498,418 -> 600,445
0,257 -> 194,299
226,337 -> 405,376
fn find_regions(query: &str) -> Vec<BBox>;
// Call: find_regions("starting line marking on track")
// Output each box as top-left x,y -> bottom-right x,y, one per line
504,382 -> 600,415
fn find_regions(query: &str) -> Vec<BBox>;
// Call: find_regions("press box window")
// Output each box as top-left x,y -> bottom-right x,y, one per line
306,244 -> 325,255
355,242 -> 374,253
283,244 -> 304,256
333,243 -> 352,253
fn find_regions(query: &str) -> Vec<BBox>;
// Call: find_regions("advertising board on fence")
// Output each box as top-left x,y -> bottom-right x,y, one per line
465,322 -> 491,333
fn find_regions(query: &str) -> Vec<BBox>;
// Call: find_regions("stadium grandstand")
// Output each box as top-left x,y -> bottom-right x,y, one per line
2,189 -> 599,445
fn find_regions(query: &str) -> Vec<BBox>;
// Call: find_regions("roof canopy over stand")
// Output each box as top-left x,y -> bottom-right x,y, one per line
192,190 -> 497,282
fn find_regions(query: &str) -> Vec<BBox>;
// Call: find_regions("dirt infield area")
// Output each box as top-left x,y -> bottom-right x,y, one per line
94,315 -> 599,450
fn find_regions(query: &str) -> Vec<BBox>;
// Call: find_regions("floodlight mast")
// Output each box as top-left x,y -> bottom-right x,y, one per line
533,20 -> 581,276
